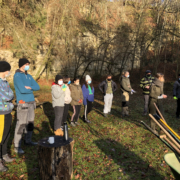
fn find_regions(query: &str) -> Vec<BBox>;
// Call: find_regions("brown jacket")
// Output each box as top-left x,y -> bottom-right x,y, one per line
70,83 -> 84,106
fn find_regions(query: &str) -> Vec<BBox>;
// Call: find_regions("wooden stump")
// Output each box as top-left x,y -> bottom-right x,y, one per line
38,136 -> 74,180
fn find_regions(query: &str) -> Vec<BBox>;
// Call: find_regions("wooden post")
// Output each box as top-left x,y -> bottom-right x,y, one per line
38,136 -> 74,180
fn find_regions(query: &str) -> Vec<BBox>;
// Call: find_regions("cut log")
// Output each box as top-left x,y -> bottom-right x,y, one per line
38,136 -> 74,180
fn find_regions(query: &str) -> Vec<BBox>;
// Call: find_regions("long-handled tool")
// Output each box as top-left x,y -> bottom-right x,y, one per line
154,103 -> 167,123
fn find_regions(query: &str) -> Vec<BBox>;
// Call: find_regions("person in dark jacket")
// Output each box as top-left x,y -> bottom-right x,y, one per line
173,74 -> 180,118
82,75 -> 94,123
149,73 -> 167,134
0,61 -> 15,172
120,71 -> 135,116
98,75 -> 117,117
140,70 -> 155,115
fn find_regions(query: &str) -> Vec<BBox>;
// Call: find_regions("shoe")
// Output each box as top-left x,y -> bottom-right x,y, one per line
75,122 -> 80,125
2,154 -> 15,163
60,126 -> 64,130
0,159 -> 8,172
142,112 -> 147,116
70,122 -> 76,127
104,113 -> 108,117
84,119 -> 91,123
14,147 -> 24,154
24,141 -> 38,146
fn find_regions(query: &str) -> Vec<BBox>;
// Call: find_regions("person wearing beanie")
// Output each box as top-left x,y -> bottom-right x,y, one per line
13,58 -> 40,154
82,75 -> 95,123
140,70 -> 155,115
98,75 -> 117,117
173,73 -> 180,118
51,75 -> 65,134
0,61 -> 15,172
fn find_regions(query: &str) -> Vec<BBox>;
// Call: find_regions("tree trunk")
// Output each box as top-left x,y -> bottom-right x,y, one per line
38,136 -> 74,180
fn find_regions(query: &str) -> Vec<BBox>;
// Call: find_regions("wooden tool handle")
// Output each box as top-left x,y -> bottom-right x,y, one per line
153,103 -> 167,123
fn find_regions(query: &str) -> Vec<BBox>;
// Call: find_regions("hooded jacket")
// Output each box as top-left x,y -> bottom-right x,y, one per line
51,82 -> 65,107
120,76 -> 132,93
82,84 -> 95,105
173,79 -> 180,98
0,78 -> 14,114
70,83 -> 83,106
13,69 -> 40,103
150,78 -> 164,100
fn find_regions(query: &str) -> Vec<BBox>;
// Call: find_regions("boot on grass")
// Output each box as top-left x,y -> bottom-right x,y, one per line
0,159 -> 8,172
2,154 -> 15,163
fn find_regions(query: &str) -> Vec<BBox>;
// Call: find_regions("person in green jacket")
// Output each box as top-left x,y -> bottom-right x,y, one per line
149,73 -> 167,134
140,70 -> 155,116
120,71 -> 135,116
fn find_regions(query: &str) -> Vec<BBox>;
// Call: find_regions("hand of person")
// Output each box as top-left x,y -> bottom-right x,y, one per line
145,86 -> 150,89
174,96 -> 178,100
163,95 -> 167,99
25,86 -> 32,89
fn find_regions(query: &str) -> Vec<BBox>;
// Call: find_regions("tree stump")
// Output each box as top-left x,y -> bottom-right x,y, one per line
38,136 -> 74,180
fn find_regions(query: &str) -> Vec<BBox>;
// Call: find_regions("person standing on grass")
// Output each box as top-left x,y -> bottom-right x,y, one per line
120,71 -> 135,117
13,58 -> 40,154
140,70 -> 155,116
149,73 -> 167,134
173,74 -> 180,119
70,77 -> 83,127
98,75 -> 117,117
52,75 -> 65,133
62,75 -> 72,126
0,61 -> 15,172
82,75 -> 95,123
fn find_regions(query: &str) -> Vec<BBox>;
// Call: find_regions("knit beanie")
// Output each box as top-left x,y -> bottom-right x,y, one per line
0,61 -> 11,72
19,58 -> 30,68
85,75 -> 91,81
55,75 -> 63,82
145,70 -> 151,74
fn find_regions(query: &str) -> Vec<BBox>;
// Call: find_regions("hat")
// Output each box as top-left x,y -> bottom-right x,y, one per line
55,75 -> 63,82
0,61 -> 11,72
19,58 -> 30,68
85,75 -> 91,81
145,70 -> 151,74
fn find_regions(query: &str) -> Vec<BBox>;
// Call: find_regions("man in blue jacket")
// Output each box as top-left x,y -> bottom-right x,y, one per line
13,58 -> 40,154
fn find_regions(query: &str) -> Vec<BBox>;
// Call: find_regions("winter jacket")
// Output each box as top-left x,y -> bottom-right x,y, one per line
0,78 -> 14,115
70,83 -> 83,106
120,76 -> 132,93
98,80 -> 117,95
140,76 -> 155,95
173,80 -> 180,98
150,78 -> 164,100
51,82 -> 65,107
82,84 -> 95,105
64,85 -> 72,104
14,69 -> 40,103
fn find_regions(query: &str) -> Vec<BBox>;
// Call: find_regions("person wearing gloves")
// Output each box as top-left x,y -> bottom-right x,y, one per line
98,75 -> 117,117
140,70 -> 155,115
120,71 -> 135,116
149,73 -> 167,134
62,75 -> 72,126
13,58 -> 40,154
0,61 -> 15,172
52,75 -> 65,133
173,74 -> 180,119
82,75 -> 95,123
70,77 -> 83,127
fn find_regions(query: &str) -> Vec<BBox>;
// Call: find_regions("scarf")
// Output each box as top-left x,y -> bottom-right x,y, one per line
88,85 -> 93,95
62,84 -> 67,91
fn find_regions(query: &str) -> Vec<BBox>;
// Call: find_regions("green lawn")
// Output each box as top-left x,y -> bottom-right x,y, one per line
0,84 -> 178,180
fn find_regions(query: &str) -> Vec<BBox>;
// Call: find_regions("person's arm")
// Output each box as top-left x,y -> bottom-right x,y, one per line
173,82 -> 178,97
140,78 -> 146,89
30,76 -> 40,91
0,83 -> 14,101
14,74 -> 32,94
121,79 -> 131,92
80,86 -> 84,101
150,85 -> 158,99
98,81 -> 104,93
52,86 -> 63,99
82,85 -> 87,105
113,82 -> 118,92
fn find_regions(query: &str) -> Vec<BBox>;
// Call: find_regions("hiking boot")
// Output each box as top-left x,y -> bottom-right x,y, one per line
24,141 -> 38,146
104,113 -> 108,117
75,122 -> 80,125
125,107 -> 129,116
70,122 -> 76,127
14,147 -> 24,154
0,159 -> 8,172
60,126 -> 64,130
84,119 -> 91,123
2,154 -> 15,163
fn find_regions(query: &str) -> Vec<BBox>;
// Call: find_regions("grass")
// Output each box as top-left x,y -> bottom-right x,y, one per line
0,84 -> 178,180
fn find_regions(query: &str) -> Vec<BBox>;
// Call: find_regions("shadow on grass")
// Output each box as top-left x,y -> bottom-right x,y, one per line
94,138 -> 165,179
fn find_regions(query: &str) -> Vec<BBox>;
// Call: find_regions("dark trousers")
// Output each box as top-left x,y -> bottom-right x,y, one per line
54,106 -> 64,131
62,104 -> 70,124
122,101 -> 129,107
71,105 -> 81,122
84,100 -> 93,120
0,113 -> 12,158
144,95 -> 149,113
149,98 -> 164,131
176,99 -> 180,117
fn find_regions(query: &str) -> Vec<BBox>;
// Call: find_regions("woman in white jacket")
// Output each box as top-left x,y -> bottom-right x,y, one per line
62,75 -> 72,126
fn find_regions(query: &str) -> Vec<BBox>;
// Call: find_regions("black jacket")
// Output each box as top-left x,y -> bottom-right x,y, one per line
98,80 -> 117,95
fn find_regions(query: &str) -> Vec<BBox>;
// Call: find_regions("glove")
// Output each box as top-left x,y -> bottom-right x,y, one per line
131,89 -> 136,94
174,96 -> 178,100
